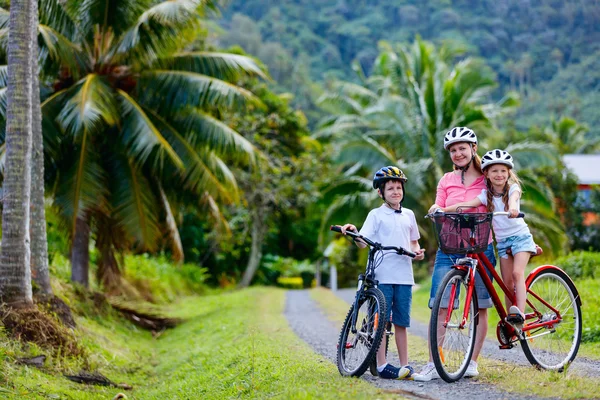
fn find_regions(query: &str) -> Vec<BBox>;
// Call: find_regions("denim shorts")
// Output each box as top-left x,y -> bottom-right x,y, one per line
428,243 -> 496,309
497,233 -> 537,259
378,284 -> 412,327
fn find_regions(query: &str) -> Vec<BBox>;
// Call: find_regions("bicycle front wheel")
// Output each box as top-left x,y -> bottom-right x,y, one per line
430,268 -> 478,382
521,267 -> 582,371
337,288 -> 387,377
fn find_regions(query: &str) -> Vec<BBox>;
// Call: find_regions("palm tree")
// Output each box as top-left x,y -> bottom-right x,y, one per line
30,0 -> 53,296
316,38 -> 567,257
0,0 -> 35,306
316,38 -> 518,248
0,0 -> 266,291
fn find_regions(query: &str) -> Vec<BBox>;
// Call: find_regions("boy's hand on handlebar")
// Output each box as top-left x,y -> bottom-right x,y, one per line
413,248 -> 425,261
340,224 -> 357,235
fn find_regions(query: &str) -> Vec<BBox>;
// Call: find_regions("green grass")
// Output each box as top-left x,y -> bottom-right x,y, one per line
311,287 -> 600,399
1,288 -> 407,399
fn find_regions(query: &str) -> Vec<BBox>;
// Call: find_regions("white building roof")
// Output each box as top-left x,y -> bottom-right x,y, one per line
563,154 -> 600,185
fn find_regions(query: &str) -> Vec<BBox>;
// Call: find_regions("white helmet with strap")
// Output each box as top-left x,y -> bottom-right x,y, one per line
481,149 -> 514,169
443,127 -> 478,150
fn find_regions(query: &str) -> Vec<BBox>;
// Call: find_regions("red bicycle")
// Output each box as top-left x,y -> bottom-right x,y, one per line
426,211 -> 582,382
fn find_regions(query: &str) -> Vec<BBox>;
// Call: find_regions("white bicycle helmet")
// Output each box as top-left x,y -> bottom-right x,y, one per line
443,127 -> 478,150
481,149 -> 514,169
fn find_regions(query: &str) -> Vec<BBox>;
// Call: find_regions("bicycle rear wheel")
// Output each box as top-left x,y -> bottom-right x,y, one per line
337,288 -> 387,377
430,268 -> 478,382
521,268 -> 582,371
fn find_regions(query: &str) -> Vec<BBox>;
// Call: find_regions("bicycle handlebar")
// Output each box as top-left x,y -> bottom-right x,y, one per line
425,210 -> 525,219
330,225 -> 417,258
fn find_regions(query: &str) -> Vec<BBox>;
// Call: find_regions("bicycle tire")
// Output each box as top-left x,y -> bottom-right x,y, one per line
520,267 -> 582,371
369,321 -> 391,376
430,268 -> 478,382
337,288 -> 387,377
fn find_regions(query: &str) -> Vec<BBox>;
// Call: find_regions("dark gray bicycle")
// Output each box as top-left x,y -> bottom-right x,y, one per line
330,225 -> 416,377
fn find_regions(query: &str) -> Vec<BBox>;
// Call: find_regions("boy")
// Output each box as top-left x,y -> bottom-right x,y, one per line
341,166 -> 425,379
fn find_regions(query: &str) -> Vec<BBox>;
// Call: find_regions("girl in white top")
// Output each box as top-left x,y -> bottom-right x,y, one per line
441,149 -> 538,326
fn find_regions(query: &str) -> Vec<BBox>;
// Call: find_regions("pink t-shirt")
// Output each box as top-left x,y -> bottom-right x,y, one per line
435,171 -> 487,211
435,171 -> 492,244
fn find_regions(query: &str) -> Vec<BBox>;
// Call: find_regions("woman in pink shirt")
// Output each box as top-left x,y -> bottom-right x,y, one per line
413,127 -> 496,382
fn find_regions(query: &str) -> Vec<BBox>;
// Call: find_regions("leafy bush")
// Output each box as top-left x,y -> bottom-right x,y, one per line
256,255 -> 316,287
553,251 -> 600,280
276,277 -> 304,289
123,254 -> 209,303
576,278 -> 600,343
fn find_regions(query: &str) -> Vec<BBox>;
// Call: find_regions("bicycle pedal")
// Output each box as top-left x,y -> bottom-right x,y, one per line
499,344 -> 514,350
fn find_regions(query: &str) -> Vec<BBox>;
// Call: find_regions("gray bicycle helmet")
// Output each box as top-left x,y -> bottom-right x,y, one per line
443,127 -> 478,150
481,149 -> 514,169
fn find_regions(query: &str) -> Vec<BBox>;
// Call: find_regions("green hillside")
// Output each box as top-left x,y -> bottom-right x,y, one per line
216,0 -> 600,135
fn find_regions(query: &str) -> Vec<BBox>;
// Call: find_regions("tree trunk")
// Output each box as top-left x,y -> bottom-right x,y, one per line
96,238 -> 120,294
158,183 -> 183,265
29,0 -> 52,296
0,0 -> 35,306
70,215 -> 90,287
238,207 -> 268,288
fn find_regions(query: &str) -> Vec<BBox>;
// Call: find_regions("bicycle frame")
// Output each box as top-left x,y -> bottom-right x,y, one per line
446,251 -> 567,339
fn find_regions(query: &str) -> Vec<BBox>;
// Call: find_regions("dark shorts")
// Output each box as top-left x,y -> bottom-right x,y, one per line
379,284 -> 412,327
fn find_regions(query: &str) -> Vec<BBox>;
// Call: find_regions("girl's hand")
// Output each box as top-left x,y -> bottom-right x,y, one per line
413,248 -> 425,261
508,208 -> 519,218
428,204 -> 442,214
340,224 -> 357,235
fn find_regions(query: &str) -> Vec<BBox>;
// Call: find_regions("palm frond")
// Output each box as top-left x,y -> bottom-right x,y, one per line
117,89 -> 183,169
110,155 -> 161,250
504,141 -> 558,170
112,0 -> 203,65
52,139 -> 108,235
56,74 -> 119,139
38,24 -> 87,79
0,7 -> 8,30
170,108 -> 256,163
145,108 -> 239,202
138,70 -> 258,111
39,0 -> 78,40
317,191 -> 379,249
166,51 -> 267,81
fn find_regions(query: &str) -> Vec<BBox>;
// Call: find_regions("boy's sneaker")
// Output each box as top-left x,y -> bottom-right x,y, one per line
378,364 -> 411,380
464,360 -> 479,378
506,306 -> 525,329
413,362 -> 439,382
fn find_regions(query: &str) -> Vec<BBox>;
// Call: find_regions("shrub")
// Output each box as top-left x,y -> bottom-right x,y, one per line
276,276 -> 304,289
553,251 -> 600,280
123,254 -> 209,303
257,255 -> 316,287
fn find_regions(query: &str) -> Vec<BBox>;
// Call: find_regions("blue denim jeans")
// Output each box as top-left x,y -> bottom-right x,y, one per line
428,243 -> 496,309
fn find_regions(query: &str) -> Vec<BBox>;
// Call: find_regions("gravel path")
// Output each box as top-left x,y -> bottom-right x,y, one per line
284,289 -> 597,400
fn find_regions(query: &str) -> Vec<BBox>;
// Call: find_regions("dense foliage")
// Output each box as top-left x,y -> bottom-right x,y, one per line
217,0 -> 600,136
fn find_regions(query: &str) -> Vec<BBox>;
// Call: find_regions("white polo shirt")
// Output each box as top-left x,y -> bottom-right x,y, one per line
359,204 -> 420,285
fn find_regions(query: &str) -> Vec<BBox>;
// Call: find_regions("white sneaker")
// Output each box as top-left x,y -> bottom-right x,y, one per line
413,362 -> 440,382
464,360 -> 479,377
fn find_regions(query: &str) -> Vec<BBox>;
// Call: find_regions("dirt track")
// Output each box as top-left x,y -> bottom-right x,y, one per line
284,289 -> 599,400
